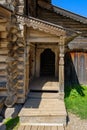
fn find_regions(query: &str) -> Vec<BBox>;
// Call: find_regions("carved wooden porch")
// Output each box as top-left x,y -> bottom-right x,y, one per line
18,15 -> 79,127
3,12 -> 79,107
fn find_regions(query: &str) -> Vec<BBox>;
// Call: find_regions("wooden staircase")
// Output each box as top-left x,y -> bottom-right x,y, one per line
19,78 -> 67,128
19,92 -> 67,126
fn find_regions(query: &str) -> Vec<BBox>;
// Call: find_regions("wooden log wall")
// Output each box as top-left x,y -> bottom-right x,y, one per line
16,23 -> 25,103
5,14 -> 20,107
0,19 -> 9,96
5,17 -> 26,105
65,52 -> 87,86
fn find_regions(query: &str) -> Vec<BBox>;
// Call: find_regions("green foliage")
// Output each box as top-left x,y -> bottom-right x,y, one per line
65,85 -> 87,119
4,117 -> 20,130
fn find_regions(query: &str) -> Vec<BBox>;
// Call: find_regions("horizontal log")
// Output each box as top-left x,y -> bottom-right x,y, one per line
18,80 -> 24,84
0,50 -> 8,55
0,64 -> 7,69
0,77 -> 7,82
28,37 -> 59,43
0,42 -> 8,48
17,57 -> 24,61
0,56 -> 7,62
18,65 -> 24,69
17,94 -> 25,98
0,32 -> 8,38
0,23 -> 7,31
0,19 -> 7,23
0,71 -> 7,76
17,85 -> 23,89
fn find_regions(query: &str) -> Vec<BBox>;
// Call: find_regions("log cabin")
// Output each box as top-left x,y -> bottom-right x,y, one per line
0,0 -> 87,126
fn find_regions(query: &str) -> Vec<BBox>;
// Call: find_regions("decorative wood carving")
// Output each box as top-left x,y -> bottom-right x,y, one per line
59,37 -> 65,100
17,15 -> 66,37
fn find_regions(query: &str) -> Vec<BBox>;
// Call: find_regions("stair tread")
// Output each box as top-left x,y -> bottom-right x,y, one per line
19,98 -> 66,116
28,92 -> 59,99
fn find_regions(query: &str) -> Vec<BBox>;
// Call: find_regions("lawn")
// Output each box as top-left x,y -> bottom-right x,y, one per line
64,84 -> 87,119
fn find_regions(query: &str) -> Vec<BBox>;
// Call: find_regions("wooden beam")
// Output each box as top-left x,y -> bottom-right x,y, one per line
28,37 -> 59,43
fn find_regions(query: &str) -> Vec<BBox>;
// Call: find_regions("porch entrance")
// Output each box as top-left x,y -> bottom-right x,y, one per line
40,49 -> 55,76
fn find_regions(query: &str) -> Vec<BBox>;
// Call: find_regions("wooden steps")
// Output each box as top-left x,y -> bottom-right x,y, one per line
28,92 -> 59,99
18,125 -> 65,130
19,92 -> 67,126
19,78 -> 66,126
30,77 -> 59,91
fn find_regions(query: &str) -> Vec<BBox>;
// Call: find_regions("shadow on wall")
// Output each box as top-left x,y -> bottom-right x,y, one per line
64,52 -> 85,98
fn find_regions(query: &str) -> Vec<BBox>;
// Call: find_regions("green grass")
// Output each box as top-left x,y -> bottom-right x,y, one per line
64,84 -> 87,119
4,117 -> 20,130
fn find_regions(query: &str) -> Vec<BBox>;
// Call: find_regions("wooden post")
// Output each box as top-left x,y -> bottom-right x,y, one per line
59,36 -> 65,100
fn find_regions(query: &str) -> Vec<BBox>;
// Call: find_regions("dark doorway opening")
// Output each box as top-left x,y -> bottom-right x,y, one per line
40,49 -> 55,76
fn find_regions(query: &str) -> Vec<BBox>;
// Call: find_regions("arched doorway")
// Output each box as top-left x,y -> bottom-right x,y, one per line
40,49 -> 55,76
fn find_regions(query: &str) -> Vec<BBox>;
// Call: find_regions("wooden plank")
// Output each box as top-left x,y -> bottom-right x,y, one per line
29,37 -> 59,43
38,126 -> 44,130
44,126 -> 51,130
24,125 -> 31,130
51,126 -> 58,130
58,126 -> 64,130
19,110 -> 66,116
18,125 -> 25,130
31,126 -> 38,130
29,28 -> 55,37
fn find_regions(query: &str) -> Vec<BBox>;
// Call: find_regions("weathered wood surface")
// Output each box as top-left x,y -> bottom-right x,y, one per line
18,125 -> 65,130
19,90 -> 66,125
29,77 -> 59,91
28,28 -> 59,43
65,52 -> 87,86
28,92 -> 59,99
0,18 -> 9,96
37,2 -> 87,36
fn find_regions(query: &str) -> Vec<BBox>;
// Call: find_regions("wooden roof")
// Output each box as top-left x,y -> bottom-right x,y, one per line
37,1 -> 87,37
38,1 -> 87,24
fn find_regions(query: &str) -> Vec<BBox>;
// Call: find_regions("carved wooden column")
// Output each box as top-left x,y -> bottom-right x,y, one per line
59,36 -> 65,100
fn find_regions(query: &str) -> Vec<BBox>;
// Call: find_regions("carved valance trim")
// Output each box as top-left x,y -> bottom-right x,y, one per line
17,15 -> 66,37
